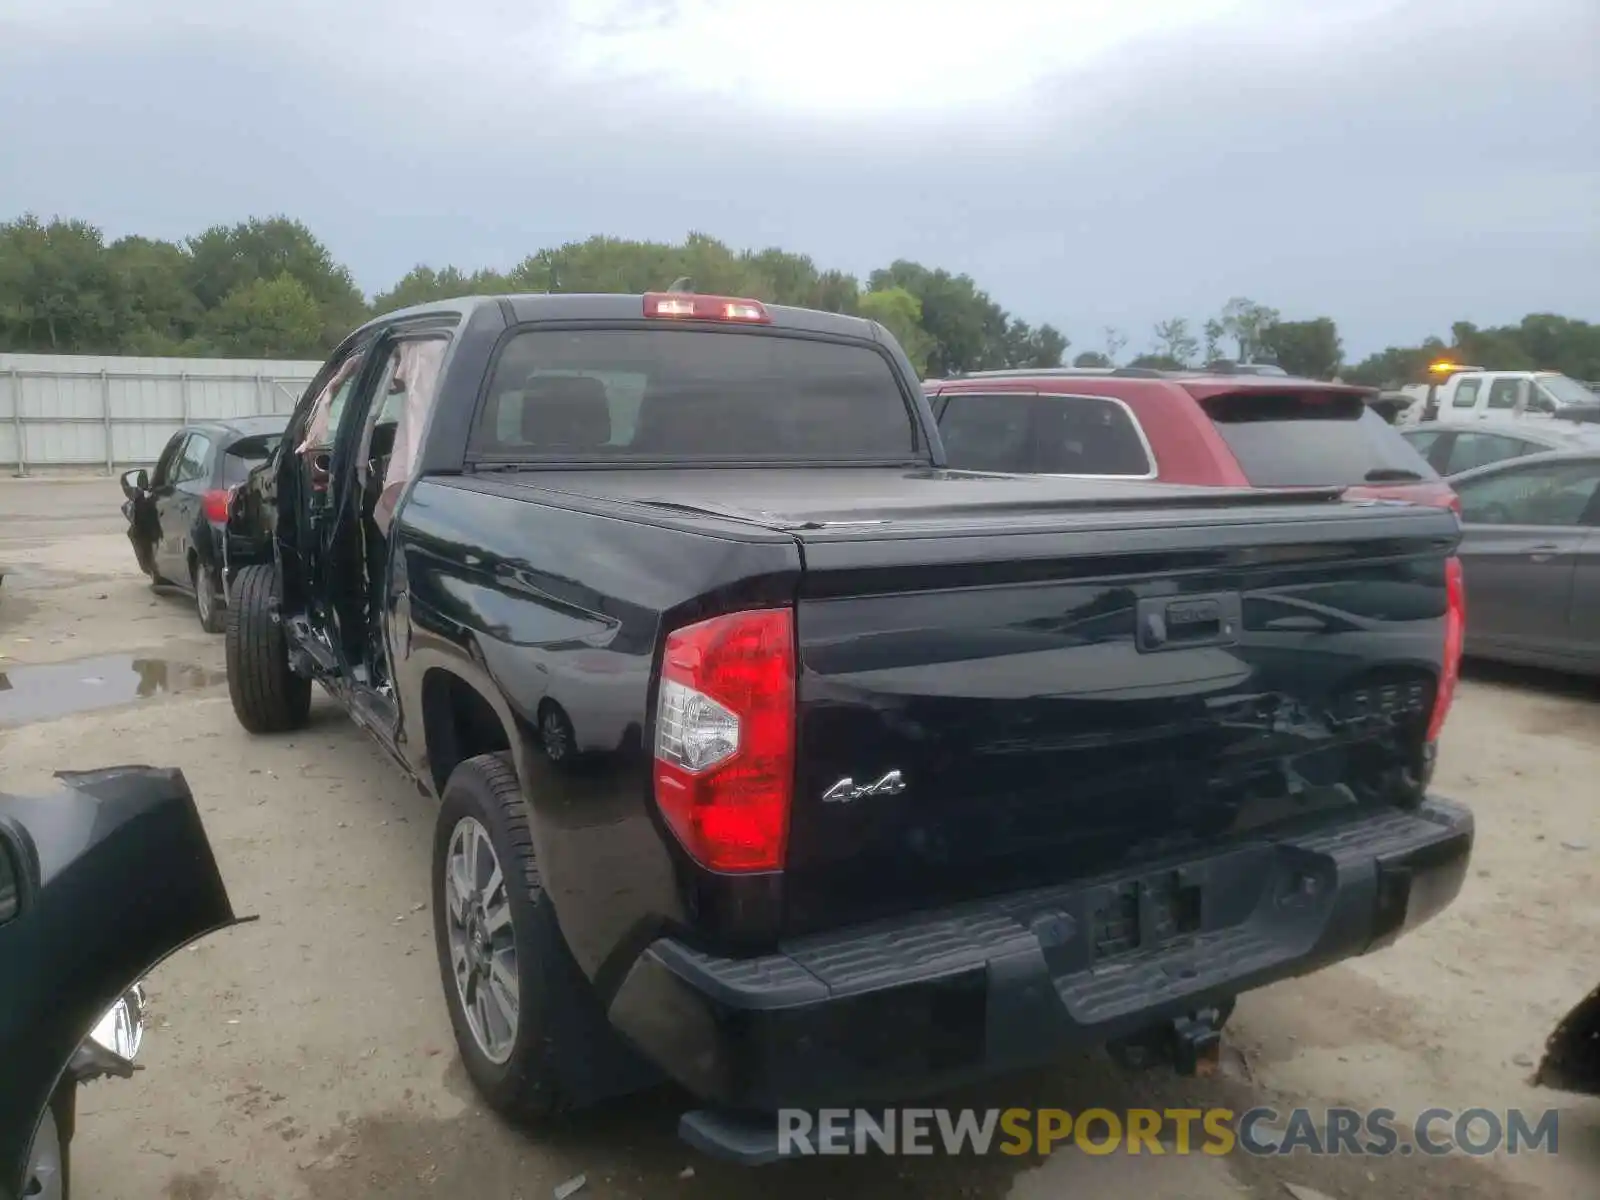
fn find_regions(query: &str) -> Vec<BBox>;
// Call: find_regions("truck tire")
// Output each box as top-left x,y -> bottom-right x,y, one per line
432,753 -> 638,1123
225,563 -> 311,733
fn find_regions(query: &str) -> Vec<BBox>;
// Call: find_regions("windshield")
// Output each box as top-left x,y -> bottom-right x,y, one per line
1537,374 -> 1598,407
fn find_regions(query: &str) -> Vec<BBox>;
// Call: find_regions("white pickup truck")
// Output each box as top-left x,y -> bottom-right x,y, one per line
1402,369 -> 1599,425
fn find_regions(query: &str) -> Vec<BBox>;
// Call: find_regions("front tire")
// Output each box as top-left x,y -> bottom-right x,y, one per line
225,563 -> 311,733
431,753 -> 636,1123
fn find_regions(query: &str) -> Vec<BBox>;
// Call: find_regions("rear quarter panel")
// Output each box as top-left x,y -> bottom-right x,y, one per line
388,477 -> 804,978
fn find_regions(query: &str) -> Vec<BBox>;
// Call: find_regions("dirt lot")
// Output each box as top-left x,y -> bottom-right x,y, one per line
2,475 -> 1596,1200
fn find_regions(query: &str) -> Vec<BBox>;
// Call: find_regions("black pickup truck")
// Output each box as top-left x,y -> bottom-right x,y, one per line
222,291 -> 1473,1160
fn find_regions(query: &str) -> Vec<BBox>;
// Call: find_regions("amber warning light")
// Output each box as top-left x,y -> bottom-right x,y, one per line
644,293 -> 771,323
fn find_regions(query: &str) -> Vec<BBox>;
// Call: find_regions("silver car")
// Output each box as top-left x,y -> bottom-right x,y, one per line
1401,418 -> 1600,478
1448,447 -> 1600,674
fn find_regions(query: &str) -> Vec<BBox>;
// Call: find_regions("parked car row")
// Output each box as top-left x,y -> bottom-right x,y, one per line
920,377 -> 1600,677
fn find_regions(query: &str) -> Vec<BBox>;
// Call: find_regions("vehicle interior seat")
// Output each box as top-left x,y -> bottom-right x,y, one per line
632,380 -> 783,456
517,375 -> 614,451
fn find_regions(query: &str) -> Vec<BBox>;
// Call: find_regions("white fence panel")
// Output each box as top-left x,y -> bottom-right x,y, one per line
1,353 -> 323,473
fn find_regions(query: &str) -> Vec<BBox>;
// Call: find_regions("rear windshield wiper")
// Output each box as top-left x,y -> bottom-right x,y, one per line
1362,467 -> 1425,482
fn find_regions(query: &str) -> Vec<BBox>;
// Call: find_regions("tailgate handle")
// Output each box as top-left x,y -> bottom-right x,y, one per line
1137,593 -> 1242,653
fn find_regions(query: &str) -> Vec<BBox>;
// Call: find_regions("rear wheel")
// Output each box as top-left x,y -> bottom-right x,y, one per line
192,560 -> 225,634
225,563 -> 311,733
432,753 -> 640,1122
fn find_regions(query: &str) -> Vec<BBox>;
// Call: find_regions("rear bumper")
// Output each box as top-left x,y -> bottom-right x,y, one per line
608,797 -> 1472,1112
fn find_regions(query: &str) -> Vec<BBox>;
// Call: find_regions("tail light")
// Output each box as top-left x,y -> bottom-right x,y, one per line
1426,556 -> 1466,742
202,487 -> 235,523
653,608 -> 795,873
644,292 -> 771,323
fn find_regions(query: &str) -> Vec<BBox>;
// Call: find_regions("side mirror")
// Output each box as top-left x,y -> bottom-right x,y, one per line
0,818 -> 38,924
120,468 -> 149,500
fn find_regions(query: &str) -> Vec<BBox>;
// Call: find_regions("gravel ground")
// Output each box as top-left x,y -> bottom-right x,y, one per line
1,476 -> 1596,1200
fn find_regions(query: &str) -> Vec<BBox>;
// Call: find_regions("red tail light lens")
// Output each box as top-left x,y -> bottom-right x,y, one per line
1426,556 -> 1466,742
653,608 -> 795,872
202,487 -> 235,523
643,292 -> 771,323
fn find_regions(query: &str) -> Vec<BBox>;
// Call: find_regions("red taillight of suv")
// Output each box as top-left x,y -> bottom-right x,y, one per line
202,487 -> 235,523
653,608 -> 796,872
1426,556 -> 1466,742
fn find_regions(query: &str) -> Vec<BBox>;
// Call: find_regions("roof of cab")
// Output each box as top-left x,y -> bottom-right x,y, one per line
363,293 -> 883,342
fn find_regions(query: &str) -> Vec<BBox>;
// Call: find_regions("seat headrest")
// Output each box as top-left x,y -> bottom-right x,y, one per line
518,375 -> 611,450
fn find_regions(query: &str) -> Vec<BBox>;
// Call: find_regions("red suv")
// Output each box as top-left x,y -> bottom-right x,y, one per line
924,368 -> 1459,511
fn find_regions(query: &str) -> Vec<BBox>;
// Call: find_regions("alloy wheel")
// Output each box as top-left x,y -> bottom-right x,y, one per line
443,816 -> 520,1064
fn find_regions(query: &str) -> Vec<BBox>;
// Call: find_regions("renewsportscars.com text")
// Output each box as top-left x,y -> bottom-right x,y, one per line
777,1106 -> 1562,1158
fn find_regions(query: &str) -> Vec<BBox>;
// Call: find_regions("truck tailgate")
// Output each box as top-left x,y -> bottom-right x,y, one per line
784,497 -> 1461,936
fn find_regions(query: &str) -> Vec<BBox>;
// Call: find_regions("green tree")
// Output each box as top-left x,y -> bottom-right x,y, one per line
107,235 -> 203,353
0,215 -> 122,352
1260,317 -> 1343,379
201,273 -> 325,358
185,217 -> 366,345
1202,319 -> 1225,363
1344,337 -> 1450,387
860,286 -> 936,375
1150,317 -> 1199,366
1073,350 -> 1112,368
1218,297 -> 1280,363
1000,319 -> 1068,369
868,260 -> 1010,377
371,265 -> 513,314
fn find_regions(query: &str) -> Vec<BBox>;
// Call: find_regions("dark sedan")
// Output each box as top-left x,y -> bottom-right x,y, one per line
1401,418 -> 1600,478
1449,447 -> 1600,675
120,416 -> 288,633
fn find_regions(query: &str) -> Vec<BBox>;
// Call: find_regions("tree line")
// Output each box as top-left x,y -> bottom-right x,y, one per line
2,214 -> 1594,385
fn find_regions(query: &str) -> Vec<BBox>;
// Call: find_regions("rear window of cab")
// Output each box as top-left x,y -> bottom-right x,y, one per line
471,327 -> 921,462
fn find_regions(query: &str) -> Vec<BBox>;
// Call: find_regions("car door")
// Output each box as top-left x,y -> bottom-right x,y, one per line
156,432 -> 214,587
147,433 -> 192,579
1566,526 -> 1600,668
1453,456 -> 1600,659
1441,376 -> 1483,423
1482,377 -> 1522,421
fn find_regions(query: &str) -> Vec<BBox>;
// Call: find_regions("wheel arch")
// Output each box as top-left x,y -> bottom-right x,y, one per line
419,665 -> 528,798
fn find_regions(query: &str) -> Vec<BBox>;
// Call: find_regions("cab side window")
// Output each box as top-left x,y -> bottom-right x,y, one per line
1450,379 -> 1481,409
1485,379 -> 1520,411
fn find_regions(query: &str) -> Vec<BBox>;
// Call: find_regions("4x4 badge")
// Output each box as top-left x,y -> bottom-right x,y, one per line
822,770 -> 907,804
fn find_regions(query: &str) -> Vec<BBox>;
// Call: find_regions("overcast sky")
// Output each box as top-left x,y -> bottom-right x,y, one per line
1,0 -> 1595,358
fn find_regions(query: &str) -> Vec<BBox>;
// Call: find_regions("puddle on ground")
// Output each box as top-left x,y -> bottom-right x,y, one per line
0,654 -> 226,728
